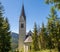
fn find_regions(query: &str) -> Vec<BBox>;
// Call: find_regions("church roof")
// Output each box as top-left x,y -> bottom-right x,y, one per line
25,31 -> 32,39
20,4 -> 26,21
24,31 -> 32,43
24,36 -> 32,43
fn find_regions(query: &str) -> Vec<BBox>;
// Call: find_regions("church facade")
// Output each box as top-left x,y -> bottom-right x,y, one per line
18,4 -> 32,52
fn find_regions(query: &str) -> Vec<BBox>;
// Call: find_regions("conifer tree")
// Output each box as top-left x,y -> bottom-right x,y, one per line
0,2 -> 11,52
39,23 -> 47,49
55,18 -> 60,52
47,7 -> 60,52
45,0 -> 60,10
32,23 -> 39,51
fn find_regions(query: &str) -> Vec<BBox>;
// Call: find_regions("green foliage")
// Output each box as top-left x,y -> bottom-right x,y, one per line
28,49 -> 58,52
39,23 -> 47,49
0,2 -> 11,52
45,0 -> 60,10
47,7 -> 60,51
32,23 -> 39,51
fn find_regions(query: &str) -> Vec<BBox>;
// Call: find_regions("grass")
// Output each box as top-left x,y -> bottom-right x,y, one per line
30,49 -> 58,52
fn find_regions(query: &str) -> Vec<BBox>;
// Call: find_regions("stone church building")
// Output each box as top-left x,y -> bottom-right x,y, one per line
18,4 -> 33,52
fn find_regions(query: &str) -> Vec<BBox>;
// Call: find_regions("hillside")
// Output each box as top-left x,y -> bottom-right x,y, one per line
11,32 -> 18,51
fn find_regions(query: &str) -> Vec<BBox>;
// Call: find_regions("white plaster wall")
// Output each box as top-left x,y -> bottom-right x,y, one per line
24,43 -> 29,52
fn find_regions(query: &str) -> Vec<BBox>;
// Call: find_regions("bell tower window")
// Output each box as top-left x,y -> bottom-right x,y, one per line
21,23 -> 24,28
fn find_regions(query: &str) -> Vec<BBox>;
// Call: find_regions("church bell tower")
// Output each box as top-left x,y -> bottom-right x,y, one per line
18,4 -> 26,52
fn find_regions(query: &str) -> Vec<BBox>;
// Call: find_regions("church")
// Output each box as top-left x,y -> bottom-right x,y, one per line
18,4 -> 33,52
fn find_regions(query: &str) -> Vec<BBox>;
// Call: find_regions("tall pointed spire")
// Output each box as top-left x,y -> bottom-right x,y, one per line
19,1 -> 26,52
20,3 -> 26,21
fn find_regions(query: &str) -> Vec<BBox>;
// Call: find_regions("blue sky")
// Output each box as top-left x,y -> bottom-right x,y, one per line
0,0 -> 60,33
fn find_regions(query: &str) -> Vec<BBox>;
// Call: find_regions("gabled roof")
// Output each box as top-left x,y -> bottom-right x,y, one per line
24,36 -> 32,43
24,31 -> 32,43
25,31 -> 32,40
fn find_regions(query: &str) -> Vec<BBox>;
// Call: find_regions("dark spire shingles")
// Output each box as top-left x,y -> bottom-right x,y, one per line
20,4 -> 26,21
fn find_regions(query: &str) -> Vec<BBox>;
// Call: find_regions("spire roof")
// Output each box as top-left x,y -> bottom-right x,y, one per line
20,4 -> 26,21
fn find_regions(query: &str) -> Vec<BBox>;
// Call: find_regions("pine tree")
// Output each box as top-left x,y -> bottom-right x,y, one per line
55,18 -> 60,52
45,0 -> 60,10
32,23 -> 39,51
47,7 -> 60,52
0,2 -> 11,52
39,23 -> 47,49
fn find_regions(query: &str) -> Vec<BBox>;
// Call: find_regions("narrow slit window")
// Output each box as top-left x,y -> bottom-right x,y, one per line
21,23 -> 24,28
